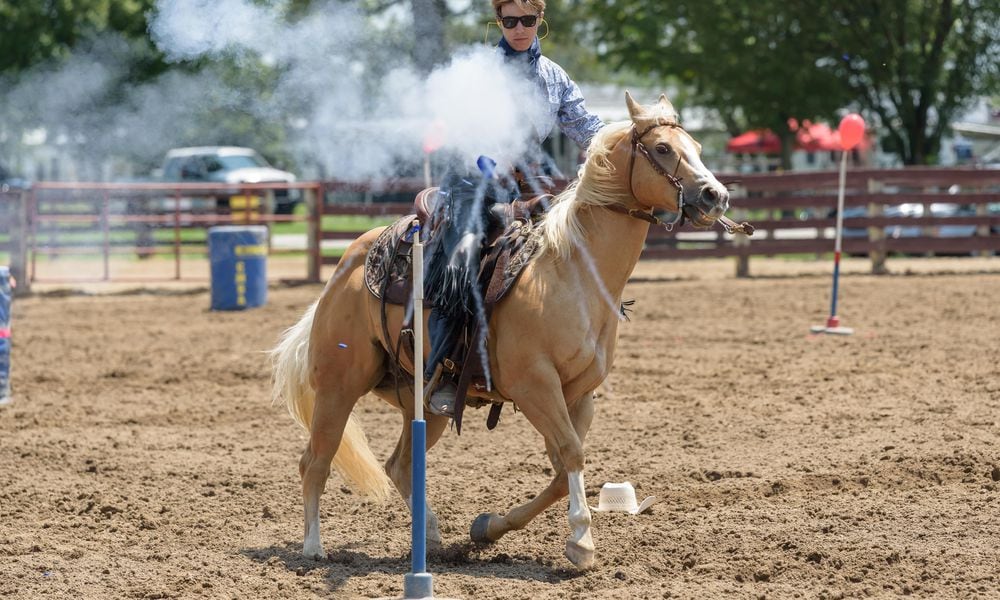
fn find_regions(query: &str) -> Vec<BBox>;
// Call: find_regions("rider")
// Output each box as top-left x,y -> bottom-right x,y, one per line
425,0 -> 604,418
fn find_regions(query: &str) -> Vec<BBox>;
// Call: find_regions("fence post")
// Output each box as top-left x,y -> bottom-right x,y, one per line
9,191 -> 30,297
307,185 -> 322,283
102,189 -> 111,281
921,182 -> 935,257
730,184 -> 751,277
867,178 -> 887,274
974,188 -> 990,258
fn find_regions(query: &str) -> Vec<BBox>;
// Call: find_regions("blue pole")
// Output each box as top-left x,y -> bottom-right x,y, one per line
825,150 -> 849,329
411,420 -> 427,573
402,421 -> 433,597
0,266 -> 11,407
403,224 -> 433,599
829,252 -> 842,320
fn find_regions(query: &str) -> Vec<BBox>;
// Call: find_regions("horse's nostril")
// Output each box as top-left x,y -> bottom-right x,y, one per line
702,188 -> 717,203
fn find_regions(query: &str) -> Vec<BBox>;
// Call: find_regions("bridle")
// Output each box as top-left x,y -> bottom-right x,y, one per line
609,118 -> 755,236
611,120 -> 688,231
627,121 -> 685,199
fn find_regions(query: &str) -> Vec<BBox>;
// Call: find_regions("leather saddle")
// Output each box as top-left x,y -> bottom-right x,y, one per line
363,187 -> 550,432
364,188 -> 550,304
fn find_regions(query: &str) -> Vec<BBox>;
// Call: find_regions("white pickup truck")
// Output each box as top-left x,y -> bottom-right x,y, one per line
157,146 -> 301,214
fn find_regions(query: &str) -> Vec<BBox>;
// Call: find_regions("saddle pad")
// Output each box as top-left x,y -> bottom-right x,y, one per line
363,212 -> 543,308
363,215 -> 419,304
504,223 -> 541,286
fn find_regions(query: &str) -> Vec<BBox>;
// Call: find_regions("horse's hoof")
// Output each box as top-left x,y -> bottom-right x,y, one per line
427,516 -> 442,546
303,543 -> 326,560
470,512 -> 501,543
564,540 -> 595,569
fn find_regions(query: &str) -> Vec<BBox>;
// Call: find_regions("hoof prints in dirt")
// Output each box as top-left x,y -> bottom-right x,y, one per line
3,273 -> 999,599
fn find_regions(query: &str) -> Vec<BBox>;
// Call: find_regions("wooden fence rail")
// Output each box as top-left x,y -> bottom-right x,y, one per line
315,167 -> 1000,277
2,167 -> 998,294
0,183 -> 321,295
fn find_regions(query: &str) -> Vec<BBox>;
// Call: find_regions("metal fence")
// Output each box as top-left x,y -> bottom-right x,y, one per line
1,182 -> 322,293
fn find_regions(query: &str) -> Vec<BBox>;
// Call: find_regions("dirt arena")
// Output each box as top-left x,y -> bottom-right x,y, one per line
2,257 -> 998,599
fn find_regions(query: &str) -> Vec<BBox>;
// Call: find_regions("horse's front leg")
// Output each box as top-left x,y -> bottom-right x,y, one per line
564,470 -> 595,569
472,391 -> 596,569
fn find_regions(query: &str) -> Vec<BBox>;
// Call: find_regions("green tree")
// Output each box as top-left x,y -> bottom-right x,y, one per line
474,0 -> 630,83
583,0 -> 1000,166
0,0 -> 170,170
812,0 -> 1000,165
0,0 -> 163,77
582,0 -> 851,168
289,0 -> 617,81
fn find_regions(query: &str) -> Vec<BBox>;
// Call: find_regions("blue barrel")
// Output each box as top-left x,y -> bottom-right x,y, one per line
208,226 -> 268,310
0,266 -> 11,405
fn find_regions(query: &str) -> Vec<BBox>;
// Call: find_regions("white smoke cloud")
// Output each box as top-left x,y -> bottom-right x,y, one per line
149,0 -> 291,62
1,0 -> 557,181
2,35 -> 236,177
425,48 -> 549,167
148,0 -> 552,178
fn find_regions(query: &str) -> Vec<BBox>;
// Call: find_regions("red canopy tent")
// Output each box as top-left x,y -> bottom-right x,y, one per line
795,121 -> 838,151
725,129 -> 782,154
726,119 -> 871,154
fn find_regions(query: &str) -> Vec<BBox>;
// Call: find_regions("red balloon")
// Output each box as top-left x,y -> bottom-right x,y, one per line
838,113 -> 866,150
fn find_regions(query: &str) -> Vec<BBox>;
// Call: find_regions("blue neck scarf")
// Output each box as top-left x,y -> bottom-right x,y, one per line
498,37 -> 541,68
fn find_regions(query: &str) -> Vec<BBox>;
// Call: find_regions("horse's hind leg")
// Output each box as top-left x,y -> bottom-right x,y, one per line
300,332 -> 385,558
383,408 -> 450,544
301,389 -> 359,558
471,391 -> 596,567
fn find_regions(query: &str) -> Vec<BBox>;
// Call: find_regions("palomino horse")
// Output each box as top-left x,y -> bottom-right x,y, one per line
270,92 -> 730,569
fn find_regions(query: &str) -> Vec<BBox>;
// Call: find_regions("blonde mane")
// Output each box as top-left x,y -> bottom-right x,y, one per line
538,121 -> 633,259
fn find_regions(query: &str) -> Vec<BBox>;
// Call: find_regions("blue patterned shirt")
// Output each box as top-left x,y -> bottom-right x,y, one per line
497,38 -> 604,151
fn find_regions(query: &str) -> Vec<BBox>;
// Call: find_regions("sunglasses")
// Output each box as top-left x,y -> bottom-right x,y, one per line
499,15 -> 539,29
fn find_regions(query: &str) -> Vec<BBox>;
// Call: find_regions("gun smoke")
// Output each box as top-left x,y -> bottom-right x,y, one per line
1,0 -> 552,182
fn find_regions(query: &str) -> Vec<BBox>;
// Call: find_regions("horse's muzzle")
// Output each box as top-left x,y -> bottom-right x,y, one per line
684,187 -> 729,228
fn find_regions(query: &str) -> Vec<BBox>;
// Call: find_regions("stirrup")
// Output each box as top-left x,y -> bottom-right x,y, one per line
427,382 -> 457,418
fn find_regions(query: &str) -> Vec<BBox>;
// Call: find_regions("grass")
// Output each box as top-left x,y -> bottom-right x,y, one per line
270,205 -> 396,235
18,204 -> 378,264
23,201 -> 395,250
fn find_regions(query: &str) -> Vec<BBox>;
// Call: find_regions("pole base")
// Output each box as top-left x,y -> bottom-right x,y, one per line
810,314 -> 853,335
403,572 -> 434,599
810,324 -> 854,335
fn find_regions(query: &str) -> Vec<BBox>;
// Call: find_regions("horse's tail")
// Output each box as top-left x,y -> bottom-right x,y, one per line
270,301 -> 393,502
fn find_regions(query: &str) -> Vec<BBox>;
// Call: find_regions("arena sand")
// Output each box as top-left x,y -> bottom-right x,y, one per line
1,259 -> 998,599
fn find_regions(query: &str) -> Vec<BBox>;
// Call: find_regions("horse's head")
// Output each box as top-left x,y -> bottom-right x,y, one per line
619,91 -> 729,228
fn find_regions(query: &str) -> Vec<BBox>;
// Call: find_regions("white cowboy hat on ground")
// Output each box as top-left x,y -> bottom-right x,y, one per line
590,482 -> 657,515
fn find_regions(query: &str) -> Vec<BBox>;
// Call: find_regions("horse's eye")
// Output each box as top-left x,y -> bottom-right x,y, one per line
655,144 -> 670,155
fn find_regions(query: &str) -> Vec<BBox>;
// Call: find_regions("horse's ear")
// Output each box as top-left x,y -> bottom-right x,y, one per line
625,90 -> 646,121
657,94 -> 677,116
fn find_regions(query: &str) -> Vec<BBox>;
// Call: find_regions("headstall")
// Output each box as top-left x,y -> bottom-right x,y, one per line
620,119 -> 686,231
613,119 -> 754,236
